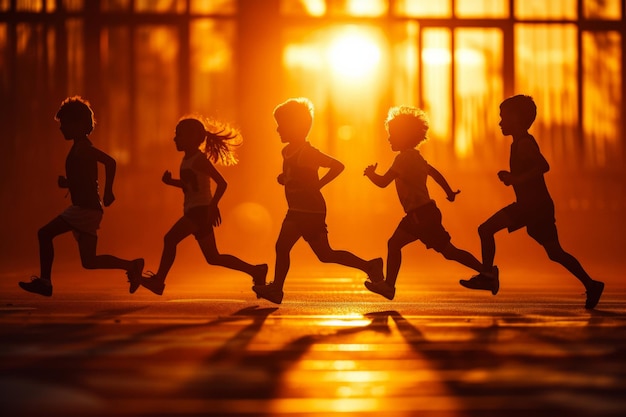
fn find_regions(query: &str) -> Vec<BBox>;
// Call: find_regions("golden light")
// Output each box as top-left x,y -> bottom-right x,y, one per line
327,29 -> 382,80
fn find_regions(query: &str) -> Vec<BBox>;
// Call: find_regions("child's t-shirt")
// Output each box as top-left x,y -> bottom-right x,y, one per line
65,139 -> 102,211
282,141 -> 332,214
180,151 -> 213,214
510,134 -> 553,209
390,148 -> 432,213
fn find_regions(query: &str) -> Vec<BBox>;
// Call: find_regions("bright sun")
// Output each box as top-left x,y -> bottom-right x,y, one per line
327,29 -> 381,79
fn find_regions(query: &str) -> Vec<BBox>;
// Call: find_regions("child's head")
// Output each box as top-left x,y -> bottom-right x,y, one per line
385,106 -> 429,151
499,95 -> 536,135
175,116 -> 241,165
273,97 -> 314,143
55,96 -> 95,139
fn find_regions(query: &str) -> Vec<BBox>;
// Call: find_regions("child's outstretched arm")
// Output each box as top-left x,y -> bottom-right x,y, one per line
93,147 -> 117,207
363,163 -> 396,188
428,164 -> 460,202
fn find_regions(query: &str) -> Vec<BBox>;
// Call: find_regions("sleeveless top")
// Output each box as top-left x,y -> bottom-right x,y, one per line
180,152 -> 213,213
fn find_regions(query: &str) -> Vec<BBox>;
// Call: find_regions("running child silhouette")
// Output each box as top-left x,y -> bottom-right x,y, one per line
252,97 -> 383,304
19,96 -> 144,296
141,116 -> 267,296
363,105 -> 487,300
460,95 -> 604,309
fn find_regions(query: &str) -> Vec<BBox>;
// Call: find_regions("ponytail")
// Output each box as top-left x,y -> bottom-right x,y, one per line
201,119 -> 242,166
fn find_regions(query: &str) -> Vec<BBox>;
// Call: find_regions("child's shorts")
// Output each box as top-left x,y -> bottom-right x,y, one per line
282,210 -> 328,242
60,205 -> 103,240
399,201 -> 451,252
500,202 -> 557,244
184,205 -> 215,240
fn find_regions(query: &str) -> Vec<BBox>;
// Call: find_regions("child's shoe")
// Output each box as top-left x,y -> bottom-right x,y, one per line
19,276 -> 53,297
584,280 -> 604,309
364,279 -> 395,300
252,264 -> 268,286
460,266 -> 499,295
252,282 -> 283,304
141,272 -> 165,296
126,258 -> 145,294
366,258 -> 384,282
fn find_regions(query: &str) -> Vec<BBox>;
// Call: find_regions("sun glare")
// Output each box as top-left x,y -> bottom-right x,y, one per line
327,29 -> 382,80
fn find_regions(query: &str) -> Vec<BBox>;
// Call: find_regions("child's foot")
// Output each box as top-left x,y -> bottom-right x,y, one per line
585,280 -> 604,309
366,258 -> 384,282
126,258 -> 145,294
252,282 -> 283,304
252,264 -> 269,287
141,272 -> 165,296
364,279 -> 395,300
19,276 -> 53,297
460,266 -> 499,295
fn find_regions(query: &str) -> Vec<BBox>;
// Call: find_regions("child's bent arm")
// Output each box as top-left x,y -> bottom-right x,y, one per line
93,147 -> 116,206
162,171 -> 184,188
201,159 -> 227,204
319,158 -> 344,189
428,165 -> 460,201
507,140 -> 550,185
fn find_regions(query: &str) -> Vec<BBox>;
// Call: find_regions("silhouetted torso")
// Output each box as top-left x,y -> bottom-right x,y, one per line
510,134 -> 553,209
65,139 -> 102,211
180,151 -> 213,214
282,142 -> 327,214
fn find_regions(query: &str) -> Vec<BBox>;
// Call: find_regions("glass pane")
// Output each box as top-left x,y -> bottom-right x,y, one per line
135,0 -> 185,13
280,0 -> 326,16
16,0 -> 44,12
62,0 -> 83,11
190,19 -> 237,120
328,0 -> 388,16
190,0 -> 236,14
515,24 -> 578,163
515,0 -> 577,19
390,21 -> 419,107
100,26 -> 132,165
66,18 -> 84,94
456,0 -> 508,18
15,23 -> 48,140
101,0 -> 130,11
421,28 -> 451,142
134,25 -> 179,166
0,0 -> 9,11
584,0 -> 622,19
454,28 -> 503,159
583,31 -> 622,166
0,24 -> 8,91
394,0 -> 451,17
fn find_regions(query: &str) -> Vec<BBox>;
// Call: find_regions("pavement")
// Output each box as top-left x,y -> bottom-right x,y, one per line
1,269 -> 625,417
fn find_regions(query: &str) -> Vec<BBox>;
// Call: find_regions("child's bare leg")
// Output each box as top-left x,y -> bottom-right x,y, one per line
478,211 -> 510,273
542,239 -> 594,288
386,228 -> 417,287
198,233 -> 266,281
308,234 -> 369,271
78,234 -> 134,271
154,217 -> 195,281
38,216 -> 73,281
440,243 -> 482,272
273,224 -> 301,289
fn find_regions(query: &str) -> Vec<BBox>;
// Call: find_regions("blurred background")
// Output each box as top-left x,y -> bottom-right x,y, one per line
0,0 -> 624,291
